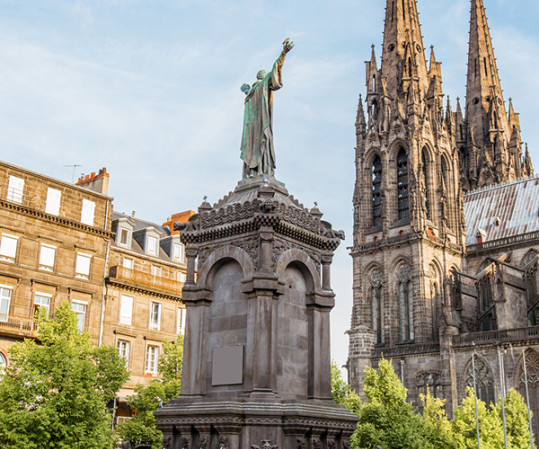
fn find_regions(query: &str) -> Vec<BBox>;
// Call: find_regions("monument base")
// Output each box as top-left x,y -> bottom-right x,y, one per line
155,397 -> 357,449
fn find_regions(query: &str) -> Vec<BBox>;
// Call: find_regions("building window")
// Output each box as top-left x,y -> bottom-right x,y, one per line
119,295 -> 133,325
0,234 -> 18,263
177,307 -> 186,335
6,175 -> 24,204
147,235 -> 158,256
117,340 -> 131,368
123,258 -> 134,270
75,253 -> 91,279
0,352 -> 6,380
151,265 -> 162,277
372,286 -> 383,345
145,345 -> 159,376
173,243 -> 185,262
80,199 -> 95,226
149,302 -> 161,330
417,372 -> 443,407
421,150 -> 432,221
397,148 -> 409,221
398,280 -> 414,342
431,283 -> 440,341
45,188 -> 62,215
119,228 -> 130,246
372,155 -> 383,227
71,301 -> 87,333
33,293 -> 51,316
0,287 -> 12,322
38,244 -> 56,271
477,274 -> 496,331
466,356 -> 495,407
178,272 -> 186,283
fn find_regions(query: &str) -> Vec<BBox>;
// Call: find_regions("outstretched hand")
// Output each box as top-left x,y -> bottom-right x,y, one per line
282,38 -> 294,53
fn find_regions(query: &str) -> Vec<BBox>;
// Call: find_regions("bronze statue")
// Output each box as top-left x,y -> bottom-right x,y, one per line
240,38 -> 294,179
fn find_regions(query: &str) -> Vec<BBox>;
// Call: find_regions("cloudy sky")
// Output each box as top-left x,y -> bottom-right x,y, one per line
2,0 -> 538,371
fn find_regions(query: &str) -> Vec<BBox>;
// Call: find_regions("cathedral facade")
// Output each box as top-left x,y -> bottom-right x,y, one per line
347,0 -> 539,434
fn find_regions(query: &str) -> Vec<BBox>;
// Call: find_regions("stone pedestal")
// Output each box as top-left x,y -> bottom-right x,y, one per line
155,176 -> 357,449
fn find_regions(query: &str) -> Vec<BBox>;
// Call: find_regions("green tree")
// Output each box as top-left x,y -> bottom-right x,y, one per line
452,387 -> 504,449
117,337 -> 183,449
495,388 -> 535,449
0,302 -> 128,449
331,361 -> 362,415
353,358 -> 427,449
421,392 -> 457,449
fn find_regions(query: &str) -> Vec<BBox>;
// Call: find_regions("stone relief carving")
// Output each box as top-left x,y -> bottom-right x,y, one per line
252,440 -> 278,449
163,436 -> 172,449
296,438 -> 307,449
396,264 -> 411,282
199,435 -> 209,449
311,438 -> 322,449
218,436 -> 230,449
180,436 -> 191,449
232,237 -> 260,268
369,268 -> 383,287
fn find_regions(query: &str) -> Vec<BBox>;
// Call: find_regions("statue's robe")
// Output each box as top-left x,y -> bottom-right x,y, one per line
240,52 -> 286,177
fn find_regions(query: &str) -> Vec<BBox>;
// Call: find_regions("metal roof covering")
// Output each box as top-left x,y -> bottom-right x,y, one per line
464,176 -> 539,245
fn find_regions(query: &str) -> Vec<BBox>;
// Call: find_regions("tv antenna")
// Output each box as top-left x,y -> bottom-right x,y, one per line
63,164 -> 83,183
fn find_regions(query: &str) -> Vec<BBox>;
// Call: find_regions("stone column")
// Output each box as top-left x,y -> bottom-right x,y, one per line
252,291 -> 275,392
308,301 -> 332,399
321,254 -> 333,290
181,299 -> 210,395
185,248 -> 198,285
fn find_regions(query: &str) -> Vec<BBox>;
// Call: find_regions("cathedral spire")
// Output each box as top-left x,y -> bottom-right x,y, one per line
381,0 -> 429,99
465,0 -> 509,150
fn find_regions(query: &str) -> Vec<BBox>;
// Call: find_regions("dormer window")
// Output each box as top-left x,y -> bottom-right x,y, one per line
113,218 -> 133,248
173,242 -> 185,263
147,235 -> 158,256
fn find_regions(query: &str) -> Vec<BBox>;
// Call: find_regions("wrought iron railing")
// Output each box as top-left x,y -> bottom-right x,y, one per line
0,314 -> 36,337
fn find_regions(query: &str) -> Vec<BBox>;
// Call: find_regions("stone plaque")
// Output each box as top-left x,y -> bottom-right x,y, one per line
212,345 -> 244,386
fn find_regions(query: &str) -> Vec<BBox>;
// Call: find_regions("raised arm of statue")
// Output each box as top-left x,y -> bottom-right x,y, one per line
240,38 -> 294,179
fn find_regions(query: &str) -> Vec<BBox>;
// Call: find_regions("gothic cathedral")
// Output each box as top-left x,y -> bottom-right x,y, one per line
348,0 -> 539,432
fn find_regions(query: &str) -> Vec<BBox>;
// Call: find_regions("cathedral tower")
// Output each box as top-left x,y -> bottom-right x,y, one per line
348,0 -> 466,408
460,0 -> 533,190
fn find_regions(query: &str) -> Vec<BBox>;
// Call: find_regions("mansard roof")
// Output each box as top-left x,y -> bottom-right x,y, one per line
464,176 -> 539,245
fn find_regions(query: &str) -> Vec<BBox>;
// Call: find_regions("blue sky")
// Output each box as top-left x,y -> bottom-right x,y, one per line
1,0 -> 538,372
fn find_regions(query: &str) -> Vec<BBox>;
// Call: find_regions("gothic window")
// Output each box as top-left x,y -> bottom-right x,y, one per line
431,283 -> 440,341
398,280 -> 414,342
417,372 -> 443,407
440,158 -> 451,229
372,285 -> 384,345
518,349 -> 539,437
477,274 -> 496,331
372,155 -> 383,228
421,150 -> 432,221
397,148 -> 409,221
466,356 -> 495,407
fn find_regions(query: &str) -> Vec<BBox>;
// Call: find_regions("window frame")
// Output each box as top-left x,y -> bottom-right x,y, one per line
119,295 -> 134,326
145,345 -> 159,376
45,187 -> 62,216
38,243 -> 56,271
71,300 -> 87,333
75,253 -> 92,279
0,286 -> 13,323
6,175 -> 24,204
149,302 -> 161,331
80,199 -> 96,226
0,234 -> 18,262
117,340 -> 131,368
177,307 -> 186,335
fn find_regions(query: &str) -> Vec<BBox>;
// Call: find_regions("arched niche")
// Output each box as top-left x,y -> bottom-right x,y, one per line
205,258 -> 248,393
275,262 -> 312,399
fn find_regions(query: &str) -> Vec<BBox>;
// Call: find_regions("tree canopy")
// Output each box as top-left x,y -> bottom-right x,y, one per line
0,302 -> 128,449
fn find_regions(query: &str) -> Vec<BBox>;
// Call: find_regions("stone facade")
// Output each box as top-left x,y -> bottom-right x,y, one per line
155,176 -> 357,449
348,0 -> 539,435
0,160 -> 189,425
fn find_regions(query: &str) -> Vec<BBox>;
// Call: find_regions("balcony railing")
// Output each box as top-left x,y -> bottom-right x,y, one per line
108,266 -> 183,295
467,230 -> 539,254
0,314 -> 36,337
372,343 -> 440,358
451,326 -> 539,346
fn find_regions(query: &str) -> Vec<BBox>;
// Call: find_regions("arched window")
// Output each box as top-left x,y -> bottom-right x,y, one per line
372,286 -> 384,345
417,372 -> 443,408
431,283 -> 440,341
421,150 -> 432,221
440,157 -> 451,229
518,349 -> 539,437
0,352 -> 6,381
398,280 -> 414,342
466,356 -> 495,407
397,148 -> 409,221
372,155 -> 383,227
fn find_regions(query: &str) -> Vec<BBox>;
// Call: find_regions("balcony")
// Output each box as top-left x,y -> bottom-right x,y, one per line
0,314 -> 36,338
451,326 -> 539,347
108,266 -> 183,298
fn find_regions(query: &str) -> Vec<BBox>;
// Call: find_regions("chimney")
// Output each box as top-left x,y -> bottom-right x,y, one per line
76,168 -> 109,196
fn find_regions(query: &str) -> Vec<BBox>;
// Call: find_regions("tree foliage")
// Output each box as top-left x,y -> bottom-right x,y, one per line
331,361 -> 362,415
495,388 -> 535,449
117,337 -> 183,449
0,302 -> 128,449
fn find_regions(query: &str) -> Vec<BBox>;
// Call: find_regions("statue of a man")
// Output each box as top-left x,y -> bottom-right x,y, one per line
240,38 -> 294,179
